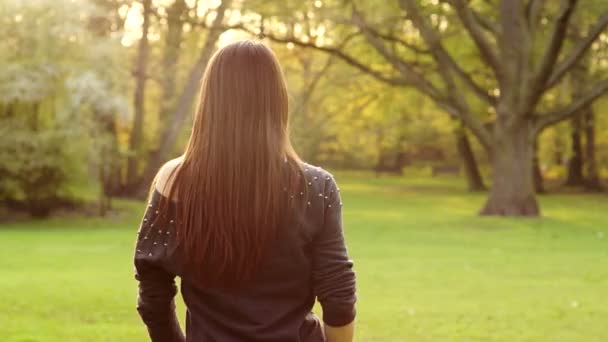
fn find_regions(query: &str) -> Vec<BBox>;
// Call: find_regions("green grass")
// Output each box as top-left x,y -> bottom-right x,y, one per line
1,173 -> 607,341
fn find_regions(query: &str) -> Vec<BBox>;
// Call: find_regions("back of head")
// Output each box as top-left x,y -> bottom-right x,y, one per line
162,40 -> 304,289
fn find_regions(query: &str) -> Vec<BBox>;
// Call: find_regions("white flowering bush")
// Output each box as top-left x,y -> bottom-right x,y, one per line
0,0 -> 129,217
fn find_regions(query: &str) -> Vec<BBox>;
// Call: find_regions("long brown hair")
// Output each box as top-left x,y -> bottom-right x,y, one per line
155,40 -> 304,289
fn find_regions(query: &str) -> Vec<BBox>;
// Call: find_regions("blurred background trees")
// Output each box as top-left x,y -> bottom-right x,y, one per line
0,0 -> 129,216
1,0 -> 607,218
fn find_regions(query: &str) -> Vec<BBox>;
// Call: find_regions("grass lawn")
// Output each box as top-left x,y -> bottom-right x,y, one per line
1,173 -> 607,341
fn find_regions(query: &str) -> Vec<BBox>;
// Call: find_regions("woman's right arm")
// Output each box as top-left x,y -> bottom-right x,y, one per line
324,322 -> 355,342
312,174 -> 357,342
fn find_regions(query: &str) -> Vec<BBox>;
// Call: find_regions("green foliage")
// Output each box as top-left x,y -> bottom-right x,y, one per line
275,43 -> 457,169
1,0 -> 607,218
0,121 -> 79,217
0,0 -> 129,216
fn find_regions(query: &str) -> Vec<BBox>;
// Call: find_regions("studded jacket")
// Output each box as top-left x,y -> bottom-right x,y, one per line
133,164 -> 357,341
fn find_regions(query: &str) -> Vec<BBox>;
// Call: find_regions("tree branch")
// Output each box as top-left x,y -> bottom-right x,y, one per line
349,8 -> 444,98
449,0 -> 503,82
526,0 -> 545,32
534,0 -> 577,87
292,54 -> 338,117
535,79 -> 608,131
433,99 -> 494,153
183,11 -> 410,87
251,29 -> 410,86
362,25 -> 431,54
526,0 -> 577,107
472,8 -> 499,36
356,33 -> 447,103
354,4 -> 497,106
393,0 -> 495,150
546,12 -> 608,89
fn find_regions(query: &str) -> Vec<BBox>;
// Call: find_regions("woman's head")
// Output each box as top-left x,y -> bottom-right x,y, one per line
160,40 -> 304,289
186,40 -> 292,161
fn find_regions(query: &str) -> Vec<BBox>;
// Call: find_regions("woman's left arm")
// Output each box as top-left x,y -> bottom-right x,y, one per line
134,259 -> 184,341
134,192 -> 185,342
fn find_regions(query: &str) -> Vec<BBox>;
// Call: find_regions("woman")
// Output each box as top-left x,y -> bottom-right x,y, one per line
133,40 -> 356,342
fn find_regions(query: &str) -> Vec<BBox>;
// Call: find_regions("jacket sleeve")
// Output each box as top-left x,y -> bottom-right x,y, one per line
312,175 -> 357,327
133,191 -> 185,342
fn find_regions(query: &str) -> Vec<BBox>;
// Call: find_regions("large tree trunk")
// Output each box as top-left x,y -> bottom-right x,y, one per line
565,115 -> 585,186
481,121 -> 539,216
455,124 -> 485,191
126,0 -> 152,188
583,107 -> 602,191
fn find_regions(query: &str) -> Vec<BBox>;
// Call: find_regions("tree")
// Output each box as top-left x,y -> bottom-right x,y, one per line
583,105 -> 602,191
0,0 -> 128,216
243,0 -> 608,215
563,22 -> 606,190
279,46 -> 340,163
565,110 -> 585,186
134,0 -> 234,195
455,121 -> 486,191
127,0 -> 152,187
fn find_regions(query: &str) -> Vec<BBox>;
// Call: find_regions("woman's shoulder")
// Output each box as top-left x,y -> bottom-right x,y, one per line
300,162 -> 338,185
155,156 -> 184,197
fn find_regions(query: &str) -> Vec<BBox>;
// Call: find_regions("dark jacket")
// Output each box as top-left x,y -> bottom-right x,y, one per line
133,164 -> 356,341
